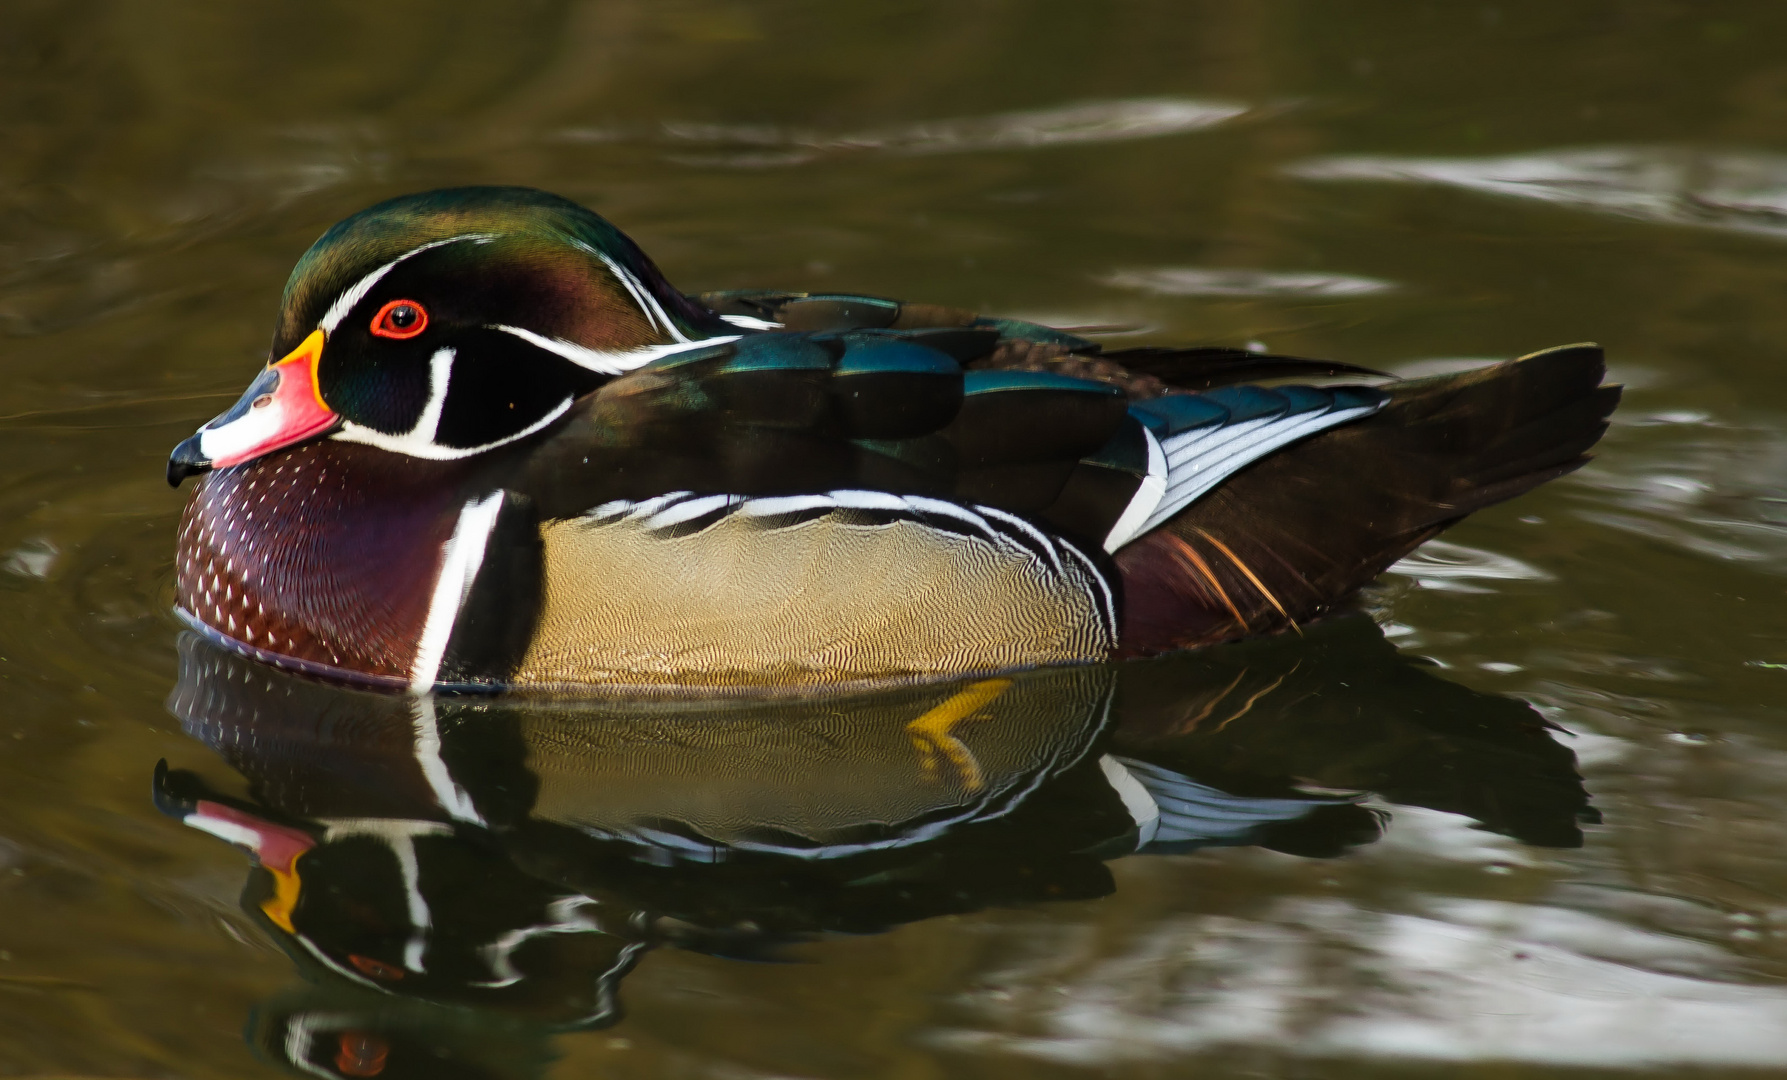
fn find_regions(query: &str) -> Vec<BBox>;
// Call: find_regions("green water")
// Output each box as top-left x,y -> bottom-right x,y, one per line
5,2 -> 1787,1076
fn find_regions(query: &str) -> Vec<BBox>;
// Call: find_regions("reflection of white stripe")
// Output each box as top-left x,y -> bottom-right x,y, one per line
284,1011 -> 357,1079
406,698 -> 486,826
317,816 -> 455,972
474,895 -> 603,987
320,234 -> 497,332
394,834 -> 431,972
410,492 -> 506,691
1100,754 -> 1160,846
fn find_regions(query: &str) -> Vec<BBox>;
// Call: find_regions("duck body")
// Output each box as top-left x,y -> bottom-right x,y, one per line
170,186 -> 1619,693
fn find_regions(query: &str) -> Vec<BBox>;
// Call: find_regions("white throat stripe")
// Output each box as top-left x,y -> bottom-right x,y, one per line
410,491 -> 507,691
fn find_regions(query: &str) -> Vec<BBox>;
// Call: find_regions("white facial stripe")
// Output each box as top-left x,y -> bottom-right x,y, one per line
473,896 -> 603,988
578,242 -> 693,343
410,493 -> 507,692
591,248 -> 662,334
319,233 -> 498,333
332,395 -> 574,459
719,313 -> 783,331
487,324 -> 738,375
414,348 -> 454,442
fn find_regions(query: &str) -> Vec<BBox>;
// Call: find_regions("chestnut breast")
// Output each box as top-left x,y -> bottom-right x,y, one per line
175,440 -> 480,680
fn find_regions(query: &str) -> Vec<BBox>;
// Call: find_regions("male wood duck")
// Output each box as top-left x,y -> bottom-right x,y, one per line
167,186 -> 1619,692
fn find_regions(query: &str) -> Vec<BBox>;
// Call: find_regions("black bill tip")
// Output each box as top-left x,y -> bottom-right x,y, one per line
167,434 -> 211,487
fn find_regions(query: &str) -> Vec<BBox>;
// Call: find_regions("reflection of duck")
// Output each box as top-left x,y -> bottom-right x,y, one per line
158,617 -> 1591,1077
164,187 -> 1616,691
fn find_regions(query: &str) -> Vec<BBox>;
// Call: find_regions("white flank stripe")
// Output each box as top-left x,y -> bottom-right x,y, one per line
739,493 -> 836,517
904,495 -> 1001,542
320,234 -> 497,333
976,504 -> 1064,574
645,493 -> 738,529
410,491 -> 506,691
1061,540 -> 1119,641
577,488 -> 1115,640
1099,754 -> 1160,847
612,491 -> 691,521
828,489 -> 910,511
584,497 -> 637,522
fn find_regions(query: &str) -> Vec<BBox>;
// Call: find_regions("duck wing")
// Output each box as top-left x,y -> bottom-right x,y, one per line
1116,344 -> 1620,653
516,324 -> 1383,560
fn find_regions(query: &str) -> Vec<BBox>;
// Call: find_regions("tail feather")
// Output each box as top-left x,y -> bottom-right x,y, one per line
1098,346 -> 1391,391
1115,344 -> 1619,654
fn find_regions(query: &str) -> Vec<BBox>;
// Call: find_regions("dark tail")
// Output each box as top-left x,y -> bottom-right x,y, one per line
1114,344 -> 1619,654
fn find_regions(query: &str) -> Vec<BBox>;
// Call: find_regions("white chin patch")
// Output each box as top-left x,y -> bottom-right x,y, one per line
198,399 -> 300,466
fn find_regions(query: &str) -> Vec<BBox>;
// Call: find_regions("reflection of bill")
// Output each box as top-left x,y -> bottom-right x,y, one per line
156,614 -> 1592,1077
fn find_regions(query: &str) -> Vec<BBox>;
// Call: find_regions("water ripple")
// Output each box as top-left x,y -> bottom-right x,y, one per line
1289,146 -> 1787,240
1099,267 -> 1395,298
556,98 -> 1253,167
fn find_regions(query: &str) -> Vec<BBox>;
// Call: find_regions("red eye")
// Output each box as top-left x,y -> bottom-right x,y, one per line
370,299 -> 428,340
347,953 -> 405,980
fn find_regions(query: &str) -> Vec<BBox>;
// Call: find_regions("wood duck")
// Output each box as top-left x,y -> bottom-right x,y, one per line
167,186 -> 1619,692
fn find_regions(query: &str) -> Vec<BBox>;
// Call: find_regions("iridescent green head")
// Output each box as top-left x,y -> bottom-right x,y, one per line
169,186 -> 734,484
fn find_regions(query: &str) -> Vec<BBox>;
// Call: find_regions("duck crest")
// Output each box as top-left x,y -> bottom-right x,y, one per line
176,441 -> 479,681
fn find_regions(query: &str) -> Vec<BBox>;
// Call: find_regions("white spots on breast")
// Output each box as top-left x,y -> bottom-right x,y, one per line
176,444 -> 342,660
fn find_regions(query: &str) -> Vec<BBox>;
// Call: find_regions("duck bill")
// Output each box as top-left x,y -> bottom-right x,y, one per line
167,329 -> 339,486
153,761 -> 315,932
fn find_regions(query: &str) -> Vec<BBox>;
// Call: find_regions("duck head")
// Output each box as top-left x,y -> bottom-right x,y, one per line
168,186 -> 734,485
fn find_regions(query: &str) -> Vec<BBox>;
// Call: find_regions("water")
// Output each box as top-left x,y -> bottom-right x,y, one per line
3,2 -> 1787,1076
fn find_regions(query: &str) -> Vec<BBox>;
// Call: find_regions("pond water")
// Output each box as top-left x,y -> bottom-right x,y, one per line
4,2 -> 1787,1077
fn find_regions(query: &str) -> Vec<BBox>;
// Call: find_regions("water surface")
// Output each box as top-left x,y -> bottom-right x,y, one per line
4,3 -> 1787,1076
